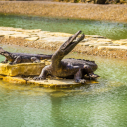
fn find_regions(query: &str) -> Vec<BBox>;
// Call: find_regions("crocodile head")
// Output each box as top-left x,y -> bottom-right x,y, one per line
0,47 -> 10,57
58,31 -> 85,56
51,31 -> 85,67
0,47 -> 6,54
0,47 -> 4,51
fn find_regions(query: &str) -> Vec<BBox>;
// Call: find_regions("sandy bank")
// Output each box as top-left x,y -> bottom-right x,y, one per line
0,1 -> 127,22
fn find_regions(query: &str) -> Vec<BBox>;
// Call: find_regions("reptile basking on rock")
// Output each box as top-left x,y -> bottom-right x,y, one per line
33,31 -> 99,83
0,47 -> 52,65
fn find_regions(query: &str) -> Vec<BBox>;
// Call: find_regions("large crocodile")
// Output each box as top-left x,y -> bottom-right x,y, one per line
33,31 -> 98,83
0,47 -> 52,65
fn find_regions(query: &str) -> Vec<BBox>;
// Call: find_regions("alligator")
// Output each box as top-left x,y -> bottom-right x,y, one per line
33,31 -> 98,83
0,47 -> 52,65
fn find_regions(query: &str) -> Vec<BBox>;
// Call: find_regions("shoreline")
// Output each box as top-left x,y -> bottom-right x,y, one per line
0,1 -> 127,23
0,27 -> 127,59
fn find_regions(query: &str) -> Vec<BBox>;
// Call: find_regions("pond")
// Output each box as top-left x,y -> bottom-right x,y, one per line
0,14 -> 127,40
0,45 -> 127,127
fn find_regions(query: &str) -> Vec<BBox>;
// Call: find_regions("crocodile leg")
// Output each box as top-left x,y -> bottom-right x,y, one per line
1,58 -> 8,63
10,56 -> 21,65
33,65 -> 50,80
83,65 -> 99,80
74,69 -> 86,84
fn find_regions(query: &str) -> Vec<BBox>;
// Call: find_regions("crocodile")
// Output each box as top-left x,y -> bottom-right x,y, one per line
33,31 -> 98,83
0,47 -> 52,65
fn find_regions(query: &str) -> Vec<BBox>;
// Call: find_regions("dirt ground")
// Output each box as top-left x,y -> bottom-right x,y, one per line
0,1 -> 127,22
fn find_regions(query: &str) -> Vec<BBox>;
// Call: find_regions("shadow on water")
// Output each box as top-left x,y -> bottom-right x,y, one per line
1,14 -> 127,40
0,44 -> 127,126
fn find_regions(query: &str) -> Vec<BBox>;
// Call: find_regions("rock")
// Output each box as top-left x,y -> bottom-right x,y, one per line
85,35 -> 105,38
97,42 -> 112,46
0,26 -> 127,59
108,44 -> 120,46
9,34 -> 30,38
13,28 -> 23,32
0,60 -> 50,77
1,76 -> 81,88
79,42 -> 94,46
45,32 -> 72,37
113,40 -> 127,45
98,45 -> 127,50
25,37 -> 39,41
42,36 -> 68,43
0,35 -> 4,37
0,27 -> 15,31
22,29 -> 42,33
1,76 -> 97,88
0,30 -> 20,36
97,39 -> 112,42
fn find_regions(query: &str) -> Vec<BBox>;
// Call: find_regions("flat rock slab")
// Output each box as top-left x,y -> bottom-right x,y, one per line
98,45 -> 127,50
25,37 -> 39,41
10,34 -> 30,38
0,30 -> 21,35
97,39 -> 112,42
2,76 -> 98,88
0,61 -> 50,76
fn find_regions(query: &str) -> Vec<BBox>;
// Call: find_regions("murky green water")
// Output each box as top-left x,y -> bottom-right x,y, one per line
0,45 -> 127,127
1,14 -> 127,40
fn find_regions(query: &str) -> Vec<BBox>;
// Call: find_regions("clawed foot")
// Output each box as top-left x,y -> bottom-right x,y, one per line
1,61 -> 7,64
33,60 -> 40,63
9,62 -> 14,65
9,62 -> 17,65
75,79 -> 86,84
89,73 -> 99,79
33,76 -> 45,80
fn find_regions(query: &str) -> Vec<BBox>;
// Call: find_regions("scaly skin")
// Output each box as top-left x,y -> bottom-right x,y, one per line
0,47 -> 52,64
33,31 -> 99,83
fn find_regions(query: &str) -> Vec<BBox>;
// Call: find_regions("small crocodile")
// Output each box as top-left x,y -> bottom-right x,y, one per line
0,47 -> 52,64
33,31 -> 98,83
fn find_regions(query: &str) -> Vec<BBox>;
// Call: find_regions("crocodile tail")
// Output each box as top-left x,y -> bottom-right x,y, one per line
40,55 -> 52,60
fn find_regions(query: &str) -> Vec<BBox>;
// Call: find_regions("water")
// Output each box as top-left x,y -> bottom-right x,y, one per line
0,45 -> 127,127
1,14 -> 127,40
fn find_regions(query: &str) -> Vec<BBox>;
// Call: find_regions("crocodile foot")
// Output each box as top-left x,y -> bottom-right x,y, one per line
33,76 -> 45,80
1,61 -> 7,64
9,62 -> 14,65
75,79 -> 86,84
89,73 -> 99,79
